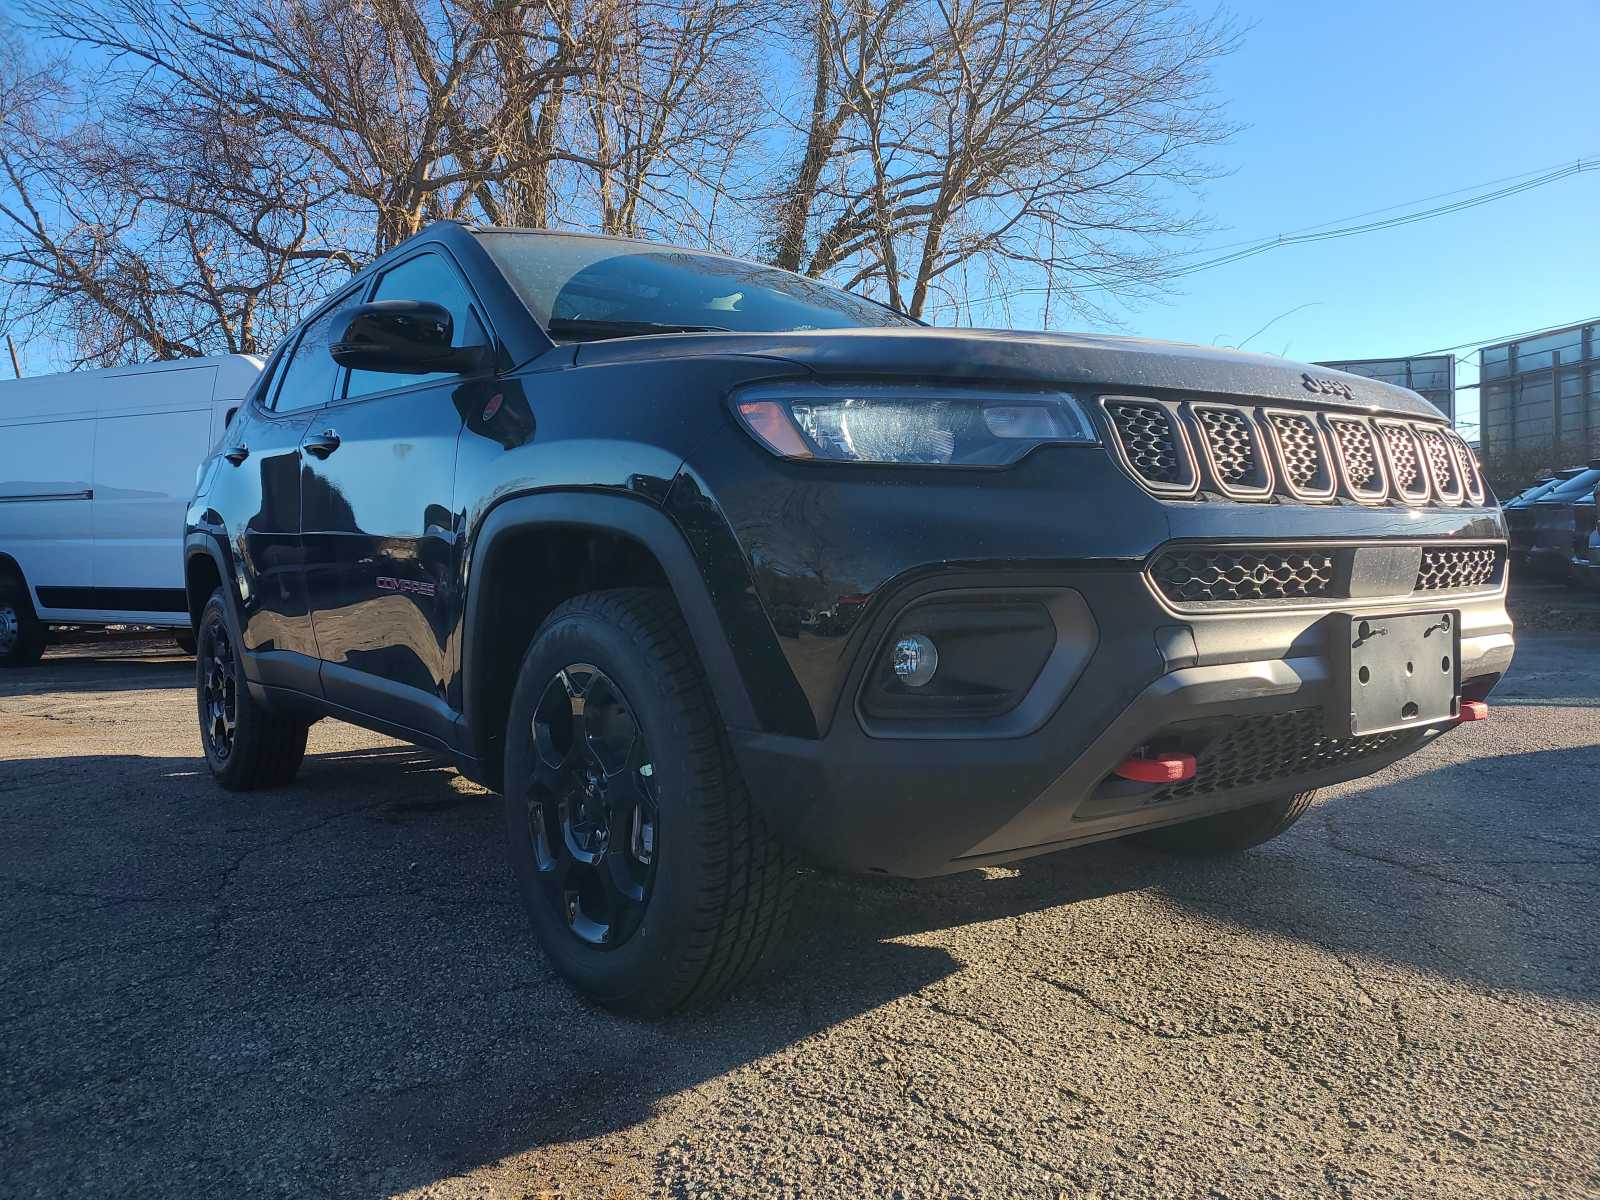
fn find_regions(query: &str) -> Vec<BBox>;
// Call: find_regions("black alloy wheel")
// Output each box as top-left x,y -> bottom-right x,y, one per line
525,664 -> 659,949
200,618 -> 239,762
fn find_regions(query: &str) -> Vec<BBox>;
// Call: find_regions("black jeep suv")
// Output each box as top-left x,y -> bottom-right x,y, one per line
186,222 -> 1513,1012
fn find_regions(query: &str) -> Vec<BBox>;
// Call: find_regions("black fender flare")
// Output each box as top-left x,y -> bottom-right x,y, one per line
460,490 -> 761,767
182,531 -> 238,630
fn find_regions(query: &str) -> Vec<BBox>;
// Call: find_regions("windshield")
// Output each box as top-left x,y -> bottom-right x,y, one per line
475,232 -> 917,340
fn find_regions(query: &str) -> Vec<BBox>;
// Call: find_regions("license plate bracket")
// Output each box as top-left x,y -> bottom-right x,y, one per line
1331,611 -> 1460,737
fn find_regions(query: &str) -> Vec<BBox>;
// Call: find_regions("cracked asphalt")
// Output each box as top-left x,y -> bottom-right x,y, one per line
3,632 -> 1597,1199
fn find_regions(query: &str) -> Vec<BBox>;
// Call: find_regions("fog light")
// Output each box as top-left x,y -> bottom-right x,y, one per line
891,634 -> 939,687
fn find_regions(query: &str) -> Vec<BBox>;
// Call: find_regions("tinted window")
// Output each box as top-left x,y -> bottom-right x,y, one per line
476,232 -> 918,338
274,299 -> 354,413
346,251 -> 488,399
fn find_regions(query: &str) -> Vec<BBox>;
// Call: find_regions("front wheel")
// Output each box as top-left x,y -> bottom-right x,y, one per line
1133,790 -> 1318,856
503,588 -> 797,1014
196,590 -> 309,790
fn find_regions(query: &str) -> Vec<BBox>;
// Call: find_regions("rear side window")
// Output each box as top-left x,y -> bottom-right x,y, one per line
274,295 -> 357,413
345,251 -> 488,400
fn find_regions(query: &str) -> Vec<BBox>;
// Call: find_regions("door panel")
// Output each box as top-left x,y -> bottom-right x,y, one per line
301,385 -> 465,740
214,403 -> 320,675
92,407 -> 211,601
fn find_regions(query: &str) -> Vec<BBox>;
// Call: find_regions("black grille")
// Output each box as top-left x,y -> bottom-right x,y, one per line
1379,422 -> 1426,496
1102,396 -> 1486,508
1327,417 -> 1384,494
1151,708 -> 1416,802
1416,427 -> 1462,501
1196,407 -> 1260,486
1151,547 -> 1335,604
1107,401 -> 1185,485
1266,412 -> 1327,493
1415,546 -> 1502,592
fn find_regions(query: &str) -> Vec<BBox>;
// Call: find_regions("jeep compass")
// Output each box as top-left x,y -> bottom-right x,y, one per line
185,222 -> 1513,1011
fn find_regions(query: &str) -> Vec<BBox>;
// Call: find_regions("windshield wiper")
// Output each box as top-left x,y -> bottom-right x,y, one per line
545,317 -> 732,341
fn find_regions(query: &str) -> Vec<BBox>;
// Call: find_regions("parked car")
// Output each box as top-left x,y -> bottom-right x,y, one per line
1503,467 -> 1585,570
1572,482 -> 1600,591
1526,462 -> 1600,580
0,355 -> 261,666
184,222 -> 1512,1012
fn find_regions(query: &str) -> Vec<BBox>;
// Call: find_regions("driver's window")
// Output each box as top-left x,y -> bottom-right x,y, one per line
345,251 -> 488,400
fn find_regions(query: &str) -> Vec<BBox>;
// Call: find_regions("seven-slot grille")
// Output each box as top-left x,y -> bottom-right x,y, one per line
1147,708 -> 1419,803
1099,397 -> 1484,507
1150,542 -> 1505,608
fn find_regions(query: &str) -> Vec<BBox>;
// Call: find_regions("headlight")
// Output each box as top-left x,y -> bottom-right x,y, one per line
733,383 -> 1098,467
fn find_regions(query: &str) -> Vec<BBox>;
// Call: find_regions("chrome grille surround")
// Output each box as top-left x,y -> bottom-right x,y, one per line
1187,403 -> 1273,499
1324,415 -> 1390,502
1100,395 -> 1488,508
1261,409 -> 1336,500
1148,540 -> 1506,610
1100,398 -> 1197,496
1375,418 -> 1430,504
1415,546 -> 1502,592
1150,547 -> 1335,603
1415,426 -> 1464,505
1446,430 -> 1486,504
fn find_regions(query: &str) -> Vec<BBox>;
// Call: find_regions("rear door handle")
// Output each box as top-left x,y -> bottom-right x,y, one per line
223,444 -> 249,466
303,429 -> 342,459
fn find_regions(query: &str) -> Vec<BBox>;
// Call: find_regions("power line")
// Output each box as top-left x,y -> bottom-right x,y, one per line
1416,315 -> 1600,358
930,156 -> 1599,313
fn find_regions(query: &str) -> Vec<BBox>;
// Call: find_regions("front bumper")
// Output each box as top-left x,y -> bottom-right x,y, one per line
732,567 -> 1513,877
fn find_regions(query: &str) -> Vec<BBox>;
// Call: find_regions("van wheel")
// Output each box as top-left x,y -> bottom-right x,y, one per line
0,589 -> 46,668
1134,790 -> 1318,856
196,590 -> 308,789
502,588 -> 797,1014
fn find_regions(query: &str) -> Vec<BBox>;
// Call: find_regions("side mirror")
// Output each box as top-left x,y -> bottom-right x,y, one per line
329,300 -> 487,374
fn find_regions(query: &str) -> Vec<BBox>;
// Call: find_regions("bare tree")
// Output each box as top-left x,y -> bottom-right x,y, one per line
773,0 -> 1239,320
1,0 -> 1238,367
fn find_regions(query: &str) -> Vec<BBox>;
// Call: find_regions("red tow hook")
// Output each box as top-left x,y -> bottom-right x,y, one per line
1457,700 -> 1489,722
1114,751 -> 1197,783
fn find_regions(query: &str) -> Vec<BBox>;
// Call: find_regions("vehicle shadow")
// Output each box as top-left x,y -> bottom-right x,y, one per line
6,730 -> 1595,1197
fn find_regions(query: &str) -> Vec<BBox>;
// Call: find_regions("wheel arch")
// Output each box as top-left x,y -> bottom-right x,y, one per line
183,534 -> 231,631
460,490 -> 760,787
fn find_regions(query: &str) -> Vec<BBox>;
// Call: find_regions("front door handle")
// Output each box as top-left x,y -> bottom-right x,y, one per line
303,429 -> 342,459
223,444 -> 249,466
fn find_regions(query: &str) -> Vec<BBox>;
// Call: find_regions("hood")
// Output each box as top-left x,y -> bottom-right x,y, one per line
571,326 -> 1445,420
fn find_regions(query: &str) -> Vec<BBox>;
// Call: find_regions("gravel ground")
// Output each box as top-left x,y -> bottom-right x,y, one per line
2,632 -> 1597,1200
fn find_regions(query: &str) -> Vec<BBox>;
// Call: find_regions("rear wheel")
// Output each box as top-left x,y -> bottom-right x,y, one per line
503,588 -> 797,1014
0,583 -> 46,668
196,590 -> 309,789
1134,790 -> 1318,856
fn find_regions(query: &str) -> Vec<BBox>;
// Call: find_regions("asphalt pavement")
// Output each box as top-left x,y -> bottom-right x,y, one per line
2,632 -> 1597,1199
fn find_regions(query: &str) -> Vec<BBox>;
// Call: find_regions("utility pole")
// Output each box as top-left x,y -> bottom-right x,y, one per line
5,334 -> 20,379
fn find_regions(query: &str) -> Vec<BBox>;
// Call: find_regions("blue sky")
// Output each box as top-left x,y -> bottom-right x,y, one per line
1058,0 -> 1600,433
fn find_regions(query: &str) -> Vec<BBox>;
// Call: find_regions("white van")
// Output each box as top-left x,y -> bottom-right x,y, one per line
0,355 -> 262,666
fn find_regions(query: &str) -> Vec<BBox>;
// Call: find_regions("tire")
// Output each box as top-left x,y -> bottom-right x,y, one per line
0,581 -> 46,668
1134,790 -> 1318,856
196,590 -> 309,790
502,587 -> 797,1014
